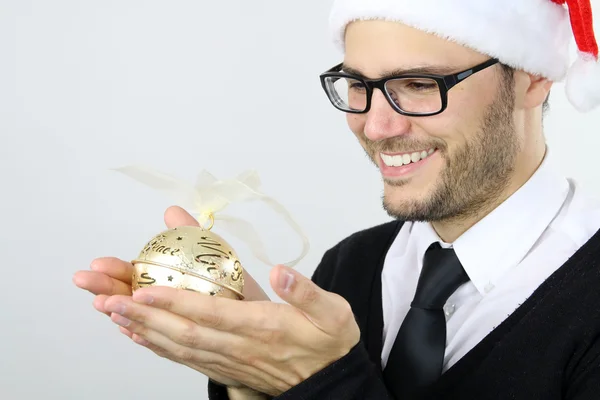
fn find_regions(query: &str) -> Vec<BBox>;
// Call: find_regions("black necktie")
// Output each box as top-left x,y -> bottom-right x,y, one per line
383,242 -> 470,399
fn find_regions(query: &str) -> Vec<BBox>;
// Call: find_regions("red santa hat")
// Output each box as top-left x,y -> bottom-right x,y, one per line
329,0 -> 600,113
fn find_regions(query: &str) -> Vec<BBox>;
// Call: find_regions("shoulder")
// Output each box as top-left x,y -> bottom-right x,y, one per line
324,219 -> 403,261
311,219 -> 404,289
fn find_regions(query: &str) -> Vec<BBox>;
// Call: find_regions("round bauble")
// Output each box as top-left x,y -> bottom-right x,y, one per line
131,225 -> 244,300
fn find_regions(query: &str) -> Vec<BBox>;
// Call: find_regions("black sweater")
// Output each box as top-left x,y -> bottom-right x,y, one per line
209,220 -> 600,399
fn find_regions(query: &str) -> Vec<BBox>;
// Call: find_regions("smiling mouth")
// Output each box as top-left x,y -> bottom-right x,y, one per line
380,148 -> 437,167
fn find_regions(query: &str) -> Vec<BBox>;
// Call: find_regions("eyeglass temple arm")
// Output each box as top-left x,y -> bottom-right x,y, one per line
444,58 -> 499,89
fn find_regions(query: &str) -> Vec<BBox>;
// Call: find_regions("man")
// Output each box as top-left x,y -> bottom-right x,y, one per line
73,0 -> 600,399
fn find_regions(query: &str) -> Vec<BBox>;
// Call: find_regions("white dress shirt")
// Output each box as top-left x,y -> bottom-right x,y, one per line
380,147 -> 600,372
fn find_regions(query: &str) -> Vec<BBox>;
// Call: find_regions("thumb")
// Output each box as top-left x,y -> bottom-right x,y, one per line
270,264 -> 350,332
164,206 -> 200,228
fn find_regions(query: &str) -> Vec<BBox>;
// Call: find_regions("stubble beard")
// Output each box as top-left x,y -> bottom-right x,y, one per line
365,77 -> 520,223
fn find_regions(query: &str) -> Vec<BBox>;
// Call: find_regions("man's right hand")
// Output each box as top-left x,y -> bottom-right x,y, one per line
72,205 -> 271,392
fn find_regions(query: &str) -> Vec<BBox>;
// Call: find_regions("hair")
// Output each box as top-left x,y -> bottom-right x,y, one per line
499,64 -> 550,117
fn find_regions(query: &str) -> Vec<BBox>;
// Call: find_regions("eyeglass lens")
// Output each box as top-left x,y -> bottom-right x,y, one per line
324,76 -> 443,114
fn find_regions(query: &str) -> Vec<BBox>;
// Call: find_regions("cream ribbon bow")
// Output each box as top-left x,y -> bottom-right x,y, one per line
112,165 -> 310,268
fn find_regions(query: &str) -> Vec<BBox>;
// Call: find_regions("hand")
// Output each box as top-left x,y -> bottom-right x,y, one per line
101,261 -> 361,397
72,206 -> 270,390
73,205 -> 269,308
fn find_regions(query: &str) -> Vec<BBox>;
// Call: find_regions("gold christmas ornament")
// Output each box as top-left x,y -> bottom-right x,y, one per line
113,165 -> 310,300
131,222 -> 245,300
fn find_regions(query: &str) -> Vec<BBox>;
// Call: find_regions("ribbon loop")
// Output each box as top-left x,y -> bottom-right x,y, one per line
112,165 -> 310,268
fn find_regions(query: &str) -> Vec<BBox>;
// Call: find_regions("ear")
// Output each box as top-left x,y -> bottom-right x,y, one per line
515,71 -> 553,110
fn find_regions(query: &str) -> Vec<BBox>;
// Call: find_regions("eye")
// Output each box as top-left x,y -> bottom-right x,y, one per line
397,79 -> 439,93
405,80 -> 438,92
386,78 -> 441,103
348,80 -> 366,91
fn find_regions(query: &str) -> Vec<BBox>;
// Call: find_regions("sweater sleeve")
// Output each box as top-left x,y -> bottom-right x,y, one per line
272,342 -> 395,399
208,342 -> 393,399
566,336 -> 600,400
208,244 -> 395,400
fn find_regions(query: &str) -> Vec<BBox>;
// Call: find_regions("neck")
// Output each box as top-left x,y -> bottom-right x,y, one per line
431,114 -> 546,243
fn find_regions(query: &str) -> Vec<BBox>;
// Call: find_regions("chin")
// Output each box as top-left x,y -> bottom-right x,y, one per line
383,183 -> 423,209
381,180 -> 438,222
383,177 -> 430,199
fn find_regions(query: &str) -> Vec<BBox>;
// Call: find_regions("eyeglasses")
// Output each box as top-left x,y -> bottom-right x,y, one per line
319,58 -> 499,117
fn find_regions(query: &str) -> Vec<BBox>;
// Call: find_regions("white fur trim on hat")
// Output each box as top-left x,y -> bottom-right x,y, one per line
329,0 -> 573,82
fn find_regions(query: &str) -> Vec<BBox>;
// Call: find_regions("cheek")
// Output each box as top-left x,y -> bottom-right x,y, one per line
346,114 -> 365,137
444,84 -> 496,129
415,95 -> 488,150
412,117 -> 460,149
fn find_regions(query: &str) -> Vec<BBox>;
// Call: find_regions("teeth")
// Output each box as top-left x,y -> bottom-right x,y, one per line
380,148 -> 436,167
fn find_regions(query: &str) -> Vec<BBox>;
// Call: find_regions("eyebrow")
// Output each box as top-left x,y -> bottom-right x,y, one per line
341,63 -> 460,79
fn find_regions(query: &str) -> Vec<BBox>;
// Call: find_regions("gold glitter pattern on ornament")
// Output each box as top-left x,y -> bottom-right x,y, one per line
131,225 -> 245,300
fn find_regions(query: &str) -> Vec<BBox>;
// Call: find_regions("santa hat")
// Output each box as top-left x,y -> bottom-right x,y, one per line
329,0 -> 600,113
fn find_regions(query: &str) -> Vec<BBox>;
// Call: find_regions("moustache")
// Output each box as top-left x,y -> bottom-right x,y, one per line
363,137 -> 445,154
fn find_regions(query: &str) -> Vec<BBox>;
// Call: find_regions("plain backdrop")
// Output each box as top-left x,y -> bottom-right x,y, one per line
1,1 -> 599,399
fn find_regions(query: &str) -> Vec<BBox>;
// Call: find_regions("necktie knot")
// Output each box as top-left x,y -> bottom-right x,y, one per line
411,242 -> 469,311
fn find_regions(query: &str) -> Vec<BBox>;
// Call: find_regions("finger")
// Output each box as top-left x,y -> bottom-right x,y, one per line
124,328 -> 265,393
126,290 -> 295,384
90,257 -> 133,284
119,326 -> 134,339
93,294 -> 110,315
240,272 -> 270,302
130,286 -> 257,333
108,306 -> 232,363
104,294 -> 242,354
164,205 -> 200,228
120,326 -> 186,364
118,316 -> 288,395
73,271 -> 132,296
269,264 -> 350,333
121,327 -> 168,356
126,330 -> 186,365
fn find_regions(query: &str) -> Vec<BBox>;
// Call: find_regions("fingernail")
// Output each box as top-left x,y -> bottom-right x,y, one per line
133,293 -> 154,305
90,259 -> 100,271
112,314 -> 131,327
133,335 -> 149,346
279,270 -> 295,292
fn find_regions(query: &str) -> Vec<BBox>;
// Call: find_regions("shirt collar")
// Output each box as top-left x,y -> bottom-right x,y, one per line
411,147 -> 570,296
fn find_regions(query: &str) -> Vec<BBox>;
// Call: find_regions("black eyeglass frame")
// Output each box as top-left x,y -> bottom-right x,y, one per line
319,58 -> 500,117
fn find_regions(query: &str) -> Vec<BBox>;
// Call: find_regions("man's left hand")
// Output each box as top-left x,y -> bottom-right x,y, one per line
103,263 -> 361,397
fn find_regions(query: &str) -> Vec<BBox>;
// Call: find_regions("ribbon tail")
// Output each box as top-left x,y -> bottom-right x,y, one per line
225,190 -> 310,268
236,169 -> 262,189
214,215 -> 275,267
258,195 -> 310,267
113,166 -> 310,268
209,181 -> 310,268
112,165 -> 200,211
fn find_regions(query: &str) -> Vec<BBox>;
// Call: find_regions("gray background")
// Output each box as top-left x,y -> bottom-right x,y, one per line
1,0 -> 599,399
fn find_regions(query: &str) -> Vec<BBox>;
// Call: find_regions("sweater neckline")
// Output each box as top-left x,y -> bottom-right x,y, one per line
368,221 -> 600,392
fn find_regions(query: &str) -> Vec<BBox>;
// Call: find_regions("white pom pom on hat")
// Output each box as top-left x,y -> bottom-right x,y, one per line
561,0 -> 600,112
329,0 -> 600,113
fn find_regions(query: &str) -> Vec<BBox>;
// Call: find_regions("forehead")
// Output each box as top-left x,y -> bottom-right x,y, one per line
342,20 -> 485,78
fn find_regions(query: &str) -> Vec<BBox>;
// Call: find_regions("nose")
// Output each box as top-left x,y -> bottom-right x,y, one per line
364,90 -> 412,142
